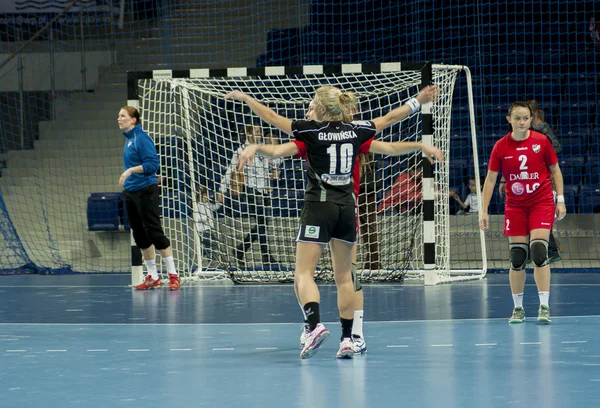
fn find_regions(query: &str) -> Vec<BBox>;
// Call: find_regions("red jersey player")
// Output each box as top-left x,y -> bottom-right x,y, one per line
479,102 -> 566,324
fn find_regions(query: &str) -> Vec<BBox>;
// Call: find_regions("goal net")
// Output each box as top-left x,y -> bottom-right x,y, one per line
130,63 -> 486,285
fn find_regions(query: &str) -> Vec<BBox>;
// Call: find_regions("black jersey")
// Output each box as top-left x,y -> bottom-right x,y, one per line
291,119 -> 376,205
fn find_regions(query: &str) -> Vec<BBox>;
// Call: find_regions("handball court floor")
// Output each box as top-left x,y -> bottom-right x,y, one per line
1,273 -> 600,408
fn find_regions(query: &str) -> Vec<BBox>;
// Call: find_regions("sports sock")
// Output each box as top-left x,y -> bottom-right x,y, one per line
145,259 -> 158,280
512,293 -> 524,308
538,291 -> 549,307
341,318 -> 353,340
351,309 -> 364,338
303,302 -> 320,331
163,255 -> 177,275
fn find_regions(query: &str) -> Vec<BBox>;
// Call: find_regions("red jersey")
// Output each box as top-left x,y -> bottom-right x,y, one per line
377,171 -> 422,212
488,130 -> 558,206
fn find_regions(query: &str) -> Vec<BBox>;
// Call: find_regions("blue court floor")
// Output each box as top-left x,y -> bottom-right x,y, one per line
1,273 -> 600,408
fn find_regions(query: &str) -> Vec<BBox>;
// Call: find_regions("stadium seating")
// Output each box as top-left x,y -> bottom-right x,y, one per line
87,192 -> 127,232
579,185 -> 600,213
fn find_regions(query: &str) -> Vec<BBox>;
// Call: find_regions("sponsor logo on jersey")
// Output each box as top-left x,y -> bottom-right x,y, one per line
321,173 -> 352,186
504,156 -> 513,159
532,144 -> 540,153
516,147 -> 528,151
511,181 -> 541,195
509,172 -> 540,181
512,182 -> 525,195
305,225 -> 320,239
352,120 -> 372,126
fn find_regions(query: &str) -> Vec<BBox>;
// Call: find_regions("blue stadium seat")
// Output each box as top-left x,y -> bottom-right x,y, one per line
266,27 -> 301,66
488,190 -> 505,215
558,157 -> 584,185
449,159 -> 468,187
586,163 -> 600,185
560,138 -> 585,157
527,81 -> 562,104
568,52 -> 599,73
161,191 -> 189,219
563,184 -> 579,214
579,185 -> 600,213
87,192 -> 126,232
559,105 -> 590,130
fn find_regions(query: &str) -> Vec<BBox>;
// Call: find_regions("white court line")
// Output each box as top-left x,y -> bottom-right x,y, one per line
561,341 -> 588,344
520,342 -> 541,345
583,363 -> 600,366
65,309 -> 83,312
87,349 -> 108,352
255,347 -> 277,350
5,349 -> 26,352
170,348 -> 192,351
127,349 -> 150,352
46,350 -> 67,352
431,344 -> 453,347
476,343 -> 498,346
1,314 -> 600,326
213,348 -> 234,351
387,345 -> 409,348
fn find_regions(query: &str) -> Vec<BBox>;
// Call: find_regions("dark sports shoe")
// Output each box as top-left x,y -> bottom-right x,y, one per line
509,307 -> 525,323
537,305 -> 551,324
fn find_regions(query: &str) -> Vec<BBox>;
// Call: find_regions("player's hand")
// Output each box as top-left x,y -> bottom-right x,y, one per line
555,202 -> 567,221
416,85 -> 439,104
119,169 -> 131,187
216,193 -> 224,204
498,182 -> 506,199
449,190 -> 455,197
237,144 -> 258,170
224,90 -> 249,102
422,144 -> 444,164
478,212 -> 490,231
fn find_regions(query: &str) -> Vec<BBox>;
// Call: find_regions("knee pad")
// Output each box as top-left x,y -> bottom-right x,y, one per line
509,243 -> 529,271
351,263 -> 363,292
530,239 -> 549,267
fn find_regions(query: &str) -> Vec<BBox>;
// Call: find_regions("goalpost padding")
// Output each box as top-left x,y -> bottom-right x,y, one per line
127,62 -> 487,285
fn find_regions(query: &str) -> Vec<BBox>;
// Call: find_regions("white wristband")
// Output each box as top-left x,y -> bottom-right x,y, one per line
406,98 -> 421,114
556,195 -> 565,203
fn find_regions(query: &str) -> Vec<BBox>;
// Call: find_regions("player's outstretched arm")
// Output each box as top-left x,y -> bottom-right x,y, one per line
372,85 -> 438,134
368,140 -> 444,164
236,142 -> 299,171
224,90 -> 293,135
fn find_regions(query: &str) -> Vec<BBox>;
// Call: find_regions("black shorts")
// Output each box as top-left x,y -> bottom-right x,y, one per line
296,201 -> 356,244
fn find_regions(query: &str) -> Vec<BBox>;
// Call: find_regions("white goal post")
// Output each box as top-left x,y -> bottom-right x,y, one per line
126,62 -> 487,285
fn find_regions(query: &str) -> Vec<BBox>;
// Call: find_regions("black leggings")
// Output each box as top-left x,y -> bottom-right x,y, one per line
238,188 -> 271,258
124,184 -> 170,250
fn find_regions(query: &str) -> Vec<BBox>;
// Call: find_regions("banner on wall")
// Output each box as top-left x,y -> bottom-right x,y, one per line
0,0 -> 117,14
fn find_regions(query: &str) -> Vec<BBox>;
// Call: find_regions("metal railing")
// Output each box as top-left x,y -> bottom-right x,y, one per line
0,0 -> 118,142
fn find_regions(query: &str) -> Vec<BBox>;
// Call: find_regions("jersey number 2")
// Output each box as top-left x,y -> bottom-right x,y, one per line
327,143 -> 353,174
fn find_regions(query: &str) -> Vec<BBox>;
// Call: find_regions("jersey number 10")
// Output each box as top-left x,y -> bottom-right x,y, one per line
327,143 -> 354,174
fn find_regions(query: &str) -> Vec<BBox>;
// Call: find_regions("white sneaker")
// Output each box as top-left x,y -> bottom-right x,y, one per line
299,323 -> 310,348
352,335 -> 367,354
336,337 -> 354,359
300,323 -> 330,359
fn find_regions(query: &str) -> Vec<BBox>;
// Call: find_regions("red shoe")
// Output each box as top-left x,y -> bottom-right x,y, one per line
134,275 -> 163,290
167,274 -> 181,291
